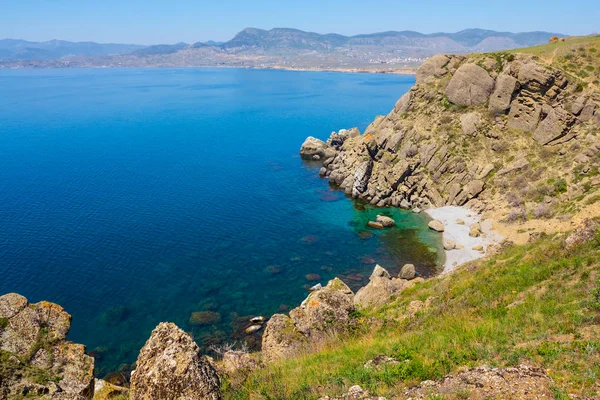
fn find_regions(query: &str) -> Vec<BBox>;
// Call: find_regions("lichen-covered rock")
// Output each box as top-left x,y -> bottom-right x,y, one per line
0,293 -> 94,400
261,314 -> 308,363
130,322 -> 221,400
354,265 -> 406,308
219,350 -> 260,376
319,384 -> 386,400
460,112 -> 482,136
445,64 -> 495,106
290,278 -> 355,338
262,278 -> 356,362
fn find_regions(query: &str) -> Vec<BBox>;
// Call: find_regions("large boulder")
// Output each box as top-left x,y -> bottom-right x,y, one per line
130,322 -> 221,400
445,64 -> 495,106
460,112 -> 483,136
262,278 -> 356,362
354,265 -> 406,308
290,278 -> 355,338
300,136 -> 333,160
428,220 -> 445,232
0,294 -> 95,400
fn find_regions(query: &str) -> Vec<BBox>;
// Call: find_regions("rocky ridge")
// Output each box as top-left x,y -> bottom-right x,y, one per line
301,52 -> 600,224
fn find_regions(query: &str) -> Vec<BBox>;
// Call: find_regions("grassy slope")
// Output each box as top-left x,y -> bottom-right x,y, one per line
224,233 -> 600,399
507,35 -> 600,88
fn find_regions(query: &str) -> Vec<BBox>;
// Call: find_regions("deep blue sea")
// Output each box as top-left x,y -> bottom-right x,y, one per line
0,67 -> 440,376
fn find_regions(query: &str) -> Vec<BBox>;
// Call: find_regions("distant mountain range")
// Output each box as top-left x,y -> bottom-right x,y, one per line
0,28 -> 565,70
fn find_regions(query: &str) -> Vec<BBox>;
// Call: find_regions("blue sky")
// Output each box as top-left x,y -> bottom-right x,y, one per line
1,0 -> 598,44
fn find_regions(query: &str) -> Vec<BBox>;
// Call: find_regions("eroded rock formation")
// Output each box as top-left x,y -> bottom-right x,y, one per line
261,278 -> 356,362
302,54 -> 600,220
0,293 -> 95,399
130,322 -> 221,400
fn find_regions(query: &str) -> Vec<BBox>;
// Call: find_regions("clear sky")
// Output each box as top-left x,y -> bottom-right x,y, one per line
1,0 -> 598,45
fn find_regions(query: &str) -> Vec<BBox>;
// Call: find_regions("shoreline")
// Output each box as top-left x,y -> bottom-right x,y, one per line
425,206 -> 503,274
0,63 -> 418,75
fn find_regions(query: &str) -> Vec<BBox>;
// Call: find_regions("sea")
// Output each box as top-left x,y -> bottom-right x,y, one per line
0,67 -> 442,376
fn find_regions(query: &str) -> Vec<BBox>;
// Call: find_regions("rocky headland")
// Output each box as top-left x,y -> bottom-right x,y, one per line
301,48 -> 600,248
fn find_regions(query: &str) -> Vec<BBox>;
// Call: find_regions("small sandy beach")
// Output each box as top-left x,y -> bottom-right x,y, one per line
425,206 -> 503,274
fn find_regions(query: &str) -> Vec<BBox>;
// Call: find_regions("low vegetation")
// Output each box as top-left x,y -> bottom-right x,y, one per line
223,231 -> 600,399
508,35 -> 600,89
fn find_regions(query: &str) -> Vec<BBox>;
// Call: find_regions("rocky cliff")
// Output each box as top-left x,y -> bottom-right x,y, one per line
0,294 -> 94,399
301,52 -> 600,224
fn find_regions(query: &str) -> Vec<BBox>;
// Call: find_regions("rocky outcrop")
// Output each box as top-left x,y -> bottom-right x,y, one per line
445,64 -> 495,106
300,53 -> 600,220
300,136 -> 334,161
404,364 -> 553,399
0,293 -> 95,400
354,265 -> 406,308
130,322 -> 221,400
261,278 -> 356,362
319,385 -> 385,400
565,218 -> 600,249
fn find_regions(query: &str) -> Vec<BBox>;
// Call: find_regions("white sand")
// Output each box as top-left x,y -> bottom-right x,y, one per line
425,206 -> 503,274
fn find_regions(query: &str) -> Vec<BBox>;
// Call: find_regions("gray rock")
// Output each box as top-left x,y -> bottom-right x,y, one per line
507,95 -> 543,133
261,314 -> 308,363
394,91 -> 412,114
300,136 -> 332,160
428,220 -> 445,232
375,215 -> 396,228
370,264 -> 391,279
445,64 -> 495,107
489,74 -> 519,115
416,54 -> 451,84
399,264 -> 416,280
533,106 -> 574,145
443,240 -> 456,250
355,266 -> 405,308
130,322 -> 221,400
460,112 -> 482,136
352,160 -> 373,197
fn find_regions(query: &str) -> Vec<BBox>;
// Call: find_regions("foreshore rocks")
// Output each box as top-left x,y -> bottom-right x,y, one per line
355,265 -> 411,308
261,278 -> 356,362
130,322 -> 221,400
0,293 -> 95,399
300,53 -> 600,219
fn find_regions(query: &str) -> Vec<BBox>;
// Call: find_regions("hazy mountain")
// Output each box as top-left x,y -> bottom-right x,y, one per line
0,28 -> 565,69
0,39 -> 146,60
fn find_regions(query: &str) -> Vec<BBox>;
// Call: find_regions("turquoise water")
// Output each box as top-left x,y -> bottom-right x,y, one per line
0,68 -> 440,377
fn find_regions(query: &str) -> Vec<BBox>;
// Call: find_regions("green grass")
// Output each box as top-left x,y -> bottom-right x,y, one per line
223,234 -> 600,399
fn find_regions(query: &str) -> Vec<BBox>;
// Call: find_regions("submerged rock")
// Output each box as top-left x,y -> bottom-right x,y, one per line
0,293 -> 95,399
130,322 -> 221,400
189,311 -> 222,326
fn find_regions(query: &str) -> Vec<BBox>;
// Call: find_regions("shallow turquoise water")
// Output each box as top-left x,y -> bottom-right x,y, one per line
0,68 -> 440,376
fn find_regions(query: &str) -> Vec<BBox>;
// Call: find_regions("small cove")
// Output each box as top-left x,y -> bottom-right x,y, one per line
0,67 -> 443,376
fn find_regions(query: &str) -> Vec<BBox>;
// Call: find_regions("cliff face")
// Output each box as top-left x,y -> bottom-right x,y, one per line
302,52 -> 600,222
0,293 -> 94,399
